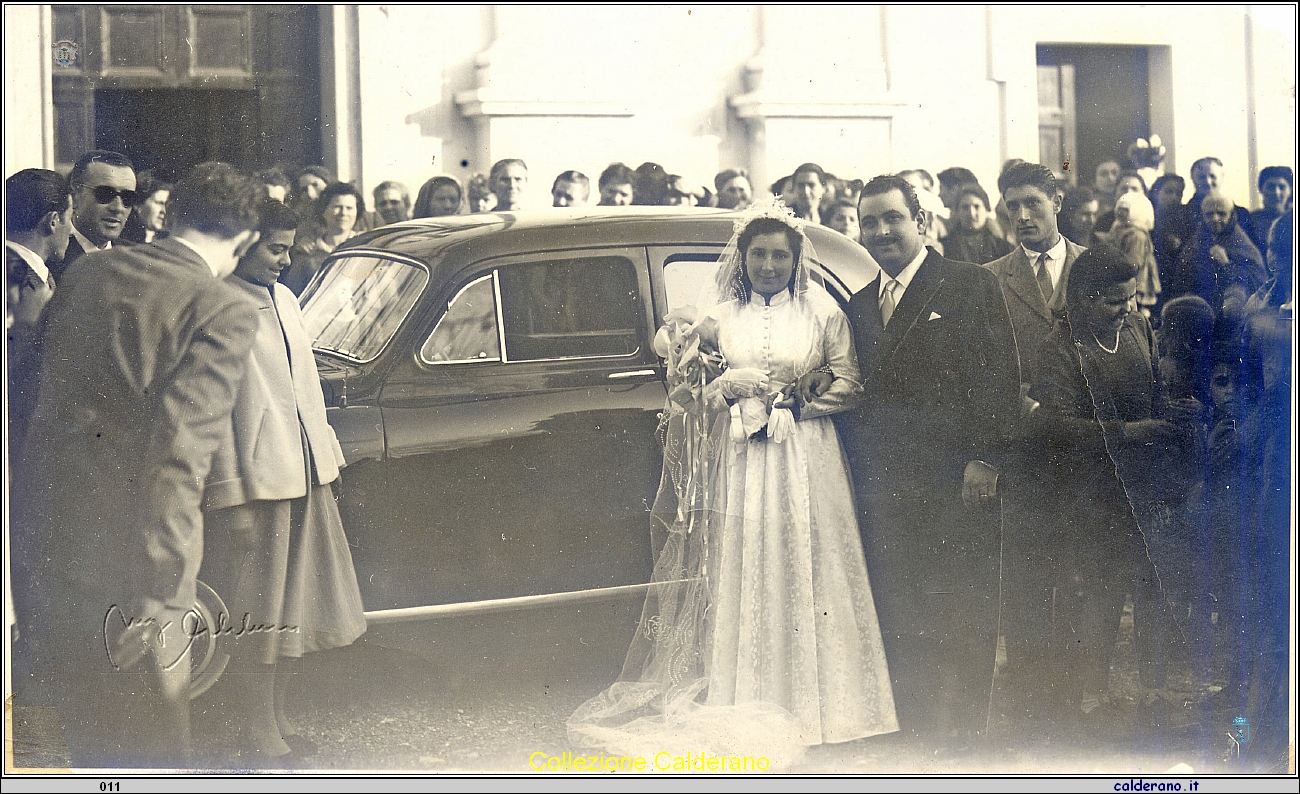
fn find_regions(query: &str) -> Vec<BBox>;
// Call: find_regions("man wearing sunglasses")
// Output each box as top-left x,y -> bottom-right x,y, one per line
54,149 -> 137,281
12,162 -> 263,767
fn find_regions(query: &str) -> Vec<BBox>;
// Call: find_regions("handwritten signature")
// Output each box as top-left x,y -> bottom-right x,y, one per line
103,605 -> 299,672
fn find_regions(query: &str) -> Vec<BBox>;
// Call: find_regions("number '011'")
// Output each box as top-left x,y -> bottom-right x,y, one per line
101,784 -> 120,792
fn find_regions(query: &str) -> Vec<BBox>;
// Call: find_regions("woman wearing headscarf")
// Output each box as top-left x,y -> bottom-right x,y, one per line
412,175 -> 464,218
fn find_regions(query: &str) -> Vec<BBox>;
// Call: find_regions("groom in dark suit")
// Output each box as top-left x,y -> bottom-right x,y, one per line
812,175 -> 1020,746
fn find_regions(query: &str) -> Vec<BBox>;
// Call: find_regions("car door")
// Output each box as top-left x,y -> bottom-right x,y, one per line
344,246 -> 668,611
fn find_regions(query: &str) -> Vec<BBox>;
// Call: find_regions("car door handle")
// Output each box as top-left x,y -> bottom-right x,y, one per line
608,369 -> 657,380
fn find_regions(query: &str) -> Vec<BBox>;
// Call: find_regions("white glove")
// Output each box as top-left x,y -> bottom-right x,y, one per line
766,407 -> 795,444
716,367 -> 769,400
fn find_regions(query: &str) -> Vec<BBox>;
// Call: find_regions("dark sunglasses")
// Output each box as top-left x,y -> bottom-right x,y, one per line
82,185 -> 141,207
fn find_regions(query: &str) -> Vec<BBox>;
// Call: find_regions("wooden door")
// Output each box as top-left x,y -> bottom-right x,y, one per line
51,5 -> 320,173
1036,64 -> 1077,186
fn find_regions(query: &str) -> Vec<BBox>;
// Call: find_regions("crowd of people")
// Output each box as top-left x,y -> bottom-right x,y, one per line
4,141 -> 1293,770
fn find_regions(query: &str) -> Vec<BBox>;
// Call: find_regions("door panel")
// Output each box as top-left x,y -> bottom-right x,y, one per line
343,247 -> 669,610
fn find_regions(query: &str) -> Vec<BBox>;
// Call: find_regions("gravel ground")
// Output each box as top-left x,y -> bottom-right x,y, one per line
11,597 -> 1289,775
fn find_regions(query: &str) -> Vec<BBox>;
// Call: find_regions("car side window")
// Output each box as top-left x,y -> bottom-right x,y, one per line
420,274 -> 502,364
497,256 -> 641,361
663,253 -> 722,311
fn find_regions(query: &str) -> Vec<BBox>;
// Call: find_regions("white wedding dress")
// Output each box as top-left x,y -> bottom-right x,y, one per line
704,284 -> 897,745
568,207 -> 896,765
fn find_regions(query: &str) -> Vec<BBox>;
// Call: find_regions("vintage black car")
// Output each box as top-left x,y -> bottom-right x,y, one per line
298,208 -> 879,625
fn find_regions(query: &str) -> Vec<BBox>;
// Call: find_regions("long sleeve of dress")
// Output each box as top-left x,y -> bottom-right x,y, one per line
800,307 -> 864,420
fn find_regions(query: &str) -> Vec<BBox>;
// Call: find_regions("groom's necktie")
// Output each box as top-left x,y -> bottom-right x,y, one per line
1035,252 -> 1054,303
880,278 -> 899,327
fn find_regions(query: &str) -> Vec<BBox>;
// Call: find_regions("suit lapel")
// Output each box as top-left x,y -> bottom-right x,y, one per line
849,274 -> 885,374
880,252 -> 944,361
1004,247 -> 1052,322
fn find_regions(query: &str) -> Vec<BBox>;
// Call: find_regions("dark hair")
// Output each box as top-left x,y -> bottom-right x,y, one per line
1115,170 -> 1148,196
633,162 -> 668,206
1258,165 -> 1294,192
1191,157 -> 1224,177
257,197 -> 300,235
259,167 -> 292,190
167,161 -> 262,238
791,162 -> 827,187
134,170 -> 173,202
937,167 -> 979,190
1158,295 -> 1215,357
317,181 -> 366,218
953,184 -> 992,212
372,180 -> 410,204
5,168 -> 69,233
997,161 -> 1059,200
1149,174 -> 1185,205
821,199 -> 859,226
771,175 -> 791,196
599,163 -> 635,191
412,176 -> 463,218
899,169 -> 936,191
552,170 -> 589,193
69,149 -> 134,188
714,168 -> 749,193
736,217 -> 802,303
1064,244 -> 1139,309
859,174 -> 922,219
295,165 -> 334,185
489,158 -> 527,183
1060,186 -> 1097,216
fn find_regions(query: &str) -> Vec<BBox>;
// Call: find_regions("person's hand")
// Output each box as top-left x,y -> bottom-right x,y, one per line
796,371 -> 833,404
772,384 -> 798,412
1019,382 -> 1040,421
962,460 -> 999,509
1164,397 -> 1204,425
716,367 -> 769,399
1209,418 -> 1241,471
1209,244 -> 1230,265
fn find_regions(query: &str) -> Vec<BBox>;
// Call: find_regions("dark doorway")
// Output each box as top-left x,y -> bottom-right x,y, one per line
95,89 -> 260,177
53,5 -> 322,174
1037,45 -> 1150,190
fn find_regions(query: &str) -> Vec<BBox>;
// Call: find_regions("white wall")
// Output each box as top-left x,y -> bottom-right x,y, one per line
346,5 -> 1294,209
4,5 -> 52,176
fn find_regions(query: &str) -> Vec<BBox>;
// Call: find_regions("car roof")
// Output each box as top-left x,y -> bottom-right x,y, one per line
336,207 -> 882,296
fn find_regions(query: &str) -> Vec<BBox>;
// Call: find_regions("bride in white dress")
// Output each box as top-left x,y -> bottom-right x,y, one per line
569,200 -> 896,764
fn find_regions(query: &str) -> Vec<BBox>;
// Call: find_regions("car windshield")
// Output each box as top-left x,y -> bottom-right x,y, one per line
300,254 -> 429,362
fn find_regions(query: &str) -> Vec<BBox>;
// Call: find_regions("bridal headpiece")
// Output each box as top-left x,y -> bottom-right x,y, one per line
732,196 -> 806,235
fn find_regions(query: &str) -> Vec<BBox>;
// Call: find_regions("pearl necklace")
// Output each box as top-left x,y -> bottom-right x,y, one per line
1091,329 -> 1121,354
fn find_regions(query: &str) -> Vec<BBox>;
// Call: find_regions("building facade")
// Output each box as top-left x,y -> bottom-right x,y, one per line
4,4 -> 1295,208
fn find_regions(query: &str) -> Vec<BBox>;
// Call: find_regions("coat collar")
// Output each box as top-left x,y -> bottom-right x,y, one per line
1002,240 -> 1081,321
151,236 -> 220,276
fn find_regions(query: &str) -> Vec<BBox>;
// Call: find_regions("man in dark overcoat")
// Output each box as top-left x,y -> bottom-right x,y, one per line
11,162 -> 264,767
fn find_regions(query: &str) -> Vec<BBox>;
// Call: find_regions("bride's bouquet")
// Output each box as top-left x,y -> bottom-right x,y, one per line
654,305 -> 725,416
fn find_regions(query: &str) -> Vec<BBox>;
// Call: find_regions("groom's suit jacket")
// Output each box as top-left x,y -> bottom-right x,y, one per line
837,248 -> 1021,498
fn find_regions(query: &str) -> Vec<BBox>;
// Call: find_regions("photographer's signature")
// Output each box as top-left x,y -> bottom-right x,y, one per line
103,605 -> 299,671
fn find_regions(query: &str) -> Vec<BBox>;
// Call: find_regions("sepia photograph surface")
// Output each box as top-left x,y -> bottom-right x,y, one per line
3,3 -> 1296,782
